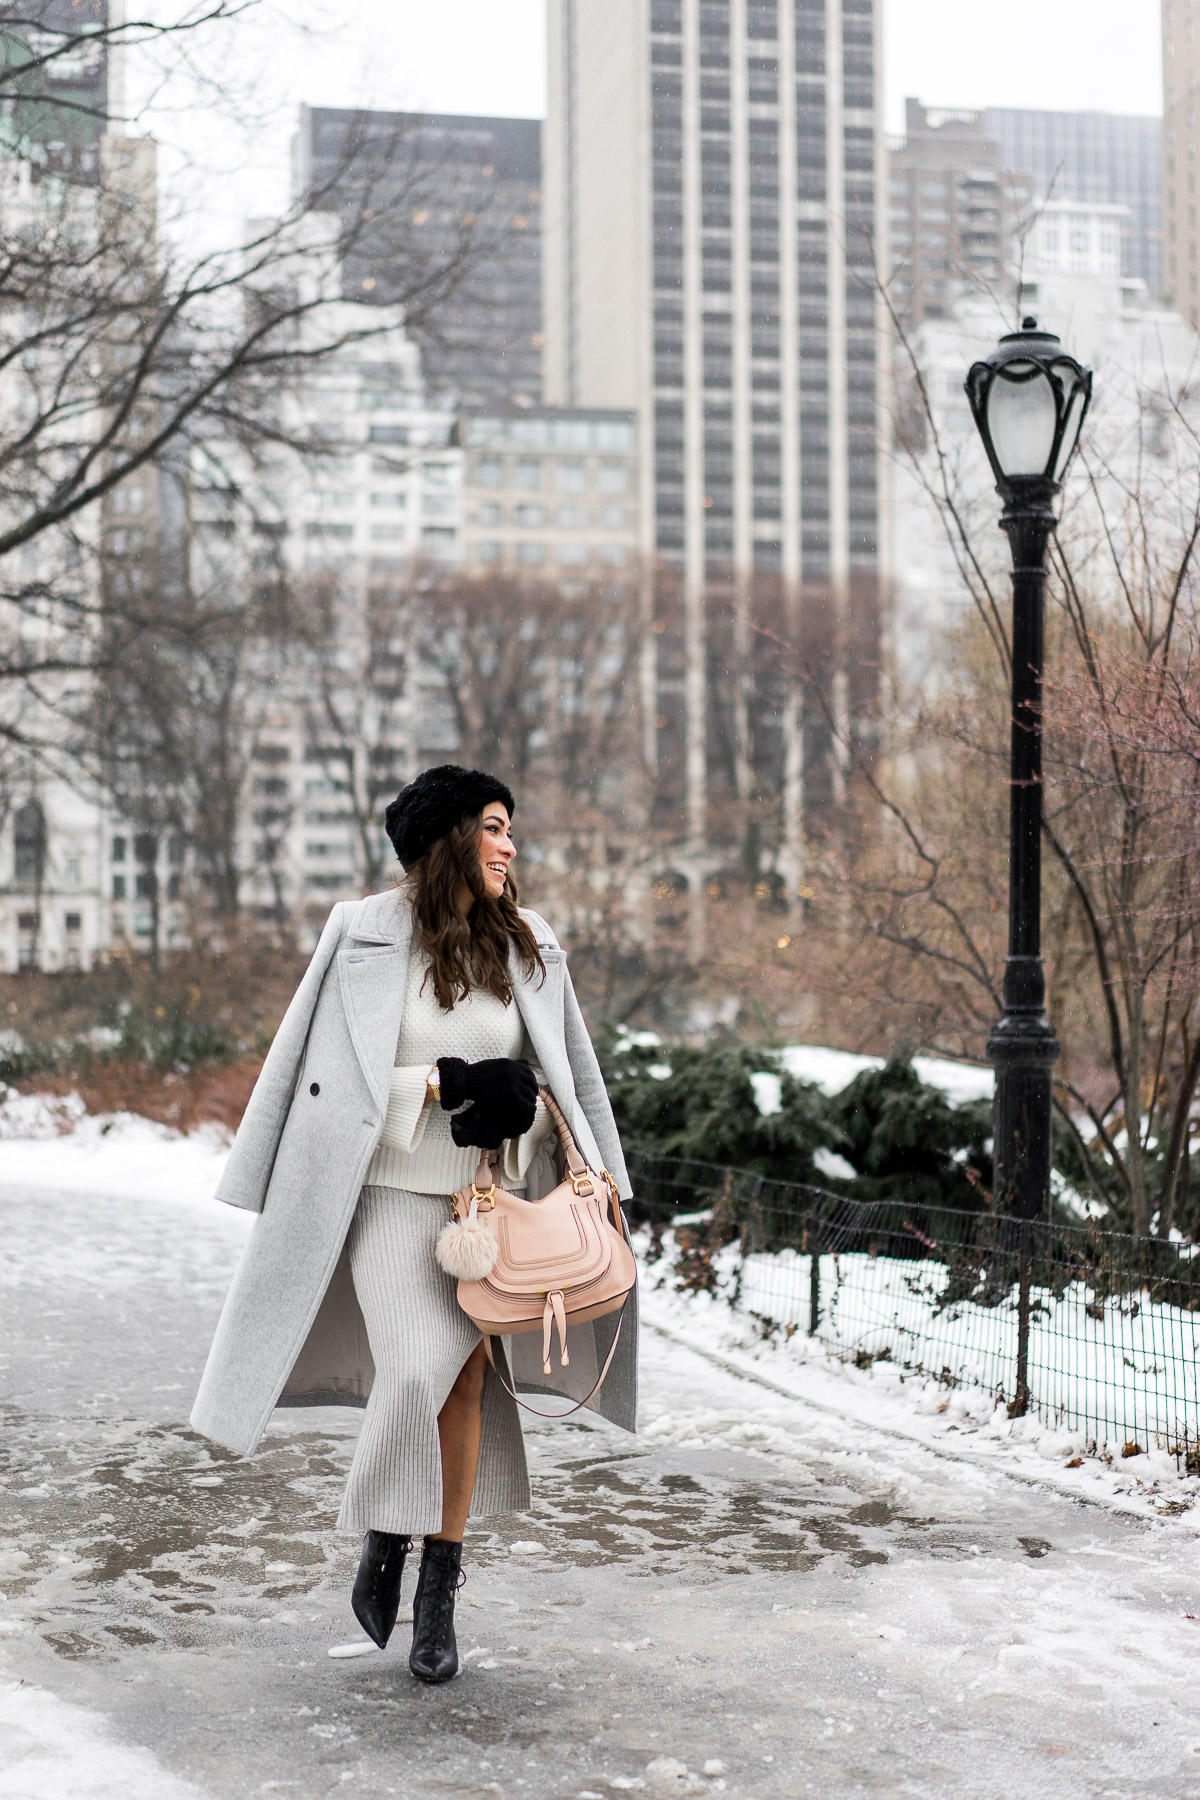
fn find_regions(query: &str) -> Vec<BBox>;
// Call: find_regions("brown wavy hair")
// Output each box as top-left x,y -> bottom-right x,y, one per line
404,812 -> 546,1010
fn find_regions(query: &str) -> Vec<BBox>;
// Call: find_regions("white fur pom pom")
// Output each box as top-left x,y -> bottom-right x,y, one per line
436,1216 -> 499,1281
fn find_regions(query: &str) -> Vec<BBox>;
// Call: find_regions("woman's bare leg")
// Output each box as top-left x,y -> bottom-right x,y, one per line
434,1341 -> 487,1541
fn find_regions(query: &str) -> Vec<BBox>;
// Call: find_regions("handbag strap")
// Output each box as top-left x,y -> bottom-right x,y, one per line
537,1084 -> 589,1177
464,1086 -> 626,1236
481,1300 -> 629,1418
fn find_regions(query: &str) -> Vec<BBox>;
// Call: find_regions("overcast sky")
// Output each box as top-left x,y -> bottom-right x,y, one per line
136,0 -> 1163,224
248,0 -> 1163,130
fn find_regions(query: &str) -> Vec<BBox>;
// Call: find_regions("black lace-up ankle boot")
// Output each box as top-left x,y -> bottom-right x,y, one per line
408,1536 -> 464,1683
351,1529 -> 412,1649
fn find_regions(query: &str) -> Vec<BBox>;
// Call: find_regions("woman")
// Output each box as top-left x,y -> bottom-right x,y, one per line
191,764 -> 637,1684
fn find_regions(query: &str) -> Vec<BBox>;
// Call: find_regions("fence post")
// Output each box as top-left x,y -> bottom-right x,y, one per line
808,1214 -> 821,1337
1009,1218 -> 1032,1418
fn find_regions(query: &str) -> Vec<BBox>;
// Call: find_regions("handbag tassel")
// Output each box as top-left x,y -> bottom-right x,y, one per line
541,1290 -> 570,1375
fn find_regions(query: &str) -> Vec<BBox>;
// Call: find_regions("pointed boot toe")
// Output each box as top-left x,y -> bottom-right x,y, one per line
409,1537 -> 464,1683
351,1529 -> 412,1650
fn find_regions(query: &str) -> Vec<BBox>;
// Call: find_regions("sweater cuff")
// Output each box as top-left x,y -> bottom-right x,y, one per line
500,1096 -> 554,1185
377,1064 -> 435,1154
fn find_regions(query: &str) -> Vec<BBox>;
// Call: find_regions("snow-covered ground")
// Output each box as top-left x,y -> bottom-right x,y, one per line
0,1091 -> 232,1216
2,1080 -> 1192,1516
6,1103 -> 1200,1798
0,1682 -> 205,1800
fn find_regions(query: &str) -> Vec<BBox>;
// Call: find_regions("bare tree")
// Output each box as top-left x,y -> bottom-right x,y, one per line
0,4 -> 498,769
803,295 -> 1200,1236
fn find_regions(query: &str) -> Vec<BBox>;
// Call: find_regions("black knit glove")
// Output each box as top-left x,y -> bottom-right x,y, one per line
437,1056 -> 539,1150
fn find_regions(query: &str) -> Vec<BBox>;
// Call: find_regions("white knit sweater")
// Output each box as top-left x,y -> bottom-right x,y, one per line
364,938 -> 553,1195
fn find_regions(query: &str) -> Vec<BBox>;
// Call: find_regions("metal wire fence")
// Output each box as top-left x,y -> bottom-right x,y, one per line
627,1154 -> 1200,1466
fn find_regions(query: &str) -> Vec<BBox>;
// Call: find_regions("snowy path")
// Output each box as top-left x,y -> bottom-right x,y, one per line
2,1179 -> 1200,1799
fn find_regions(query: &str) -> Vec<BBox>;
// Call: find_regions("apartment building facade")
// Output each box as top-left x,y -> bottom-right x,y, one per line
887,100 -> 1022,326
985,106 -> 1162,299
459,407 -> 639,580
295,106 -> 543,409
542,0 -> 886,885
1163,1 -> 1200,323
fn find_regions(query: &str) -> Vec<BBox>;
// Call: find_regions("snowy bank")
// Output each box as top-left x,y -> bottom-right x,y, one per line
639,1240 -> 1200,1519
778,1043 -> 993,1104
0,1087 -> 232,1221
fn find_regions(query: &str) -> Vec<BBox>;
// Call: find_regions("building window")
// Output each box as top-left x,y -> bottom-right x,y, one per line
370,492 -> 407,508
65,912 -> 81,933
598,506 -> 627,530
167,873 -> 182,900
598,463 -> 628,493
515,459 -> 542,489
135,874 -> 154,900
14,801 -> 46,885
476,541 -> 502,563
516,541 -> 546,565
598,545 -> 628,566
112,835 -> 127,863
17,913 -> 37,968
476,457 -> 504,487
113,875 -> 126,899
558,542 -> 587,566
556,505 -> 588,528
370,526 -> 405,542
476,503 -> 503,525
168,836 -> 185,865
514,504 -> 546,526
556,460 -> 587,492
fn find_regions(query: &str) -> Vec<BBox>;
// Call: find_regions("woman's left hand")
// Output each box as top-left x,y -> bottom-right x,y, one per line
438,1055 -> 539,1149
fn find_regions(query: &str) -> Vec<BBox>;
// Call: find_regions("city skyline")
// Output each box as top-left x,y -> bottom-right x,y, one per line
124,1 -> 1163,233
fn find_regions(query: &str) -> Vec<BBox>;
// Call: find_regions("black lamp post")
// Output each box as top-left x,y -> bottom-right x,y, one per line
964,317 -> 1093,1222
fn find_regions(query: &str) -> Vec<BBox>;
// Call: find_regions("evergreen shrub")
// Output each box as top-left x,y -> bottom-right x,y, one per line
595,1030 -> 993,1215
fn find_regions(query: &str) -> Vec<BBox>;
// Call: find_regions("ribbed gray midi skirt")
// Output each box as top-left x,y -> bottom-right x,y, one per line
336,1185 -> 531,1536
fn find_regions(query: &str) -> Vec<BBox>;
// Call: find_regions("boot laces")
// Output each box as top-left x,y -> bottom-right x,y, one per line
424,1564 -> 466,1646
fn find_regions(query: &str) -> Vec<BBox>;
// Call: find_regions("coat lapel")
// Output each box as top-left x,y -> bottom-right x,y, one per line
510,936 -> 606,1167
511,937 -> 566,1089
337,890 -> 412,1115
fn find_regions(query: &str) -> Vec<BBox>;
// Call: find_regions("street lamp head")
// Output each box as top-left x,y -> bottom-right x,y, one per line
964,316 -> 1092,495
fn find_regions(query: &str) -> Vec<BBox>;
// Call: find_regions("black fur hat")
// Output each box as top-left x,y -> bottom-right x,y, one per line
384,764 -> 516,870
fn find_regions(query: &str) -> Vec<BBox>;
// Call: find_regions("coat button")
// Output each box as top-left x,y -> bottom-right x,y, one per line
309,1081 -> 320,1096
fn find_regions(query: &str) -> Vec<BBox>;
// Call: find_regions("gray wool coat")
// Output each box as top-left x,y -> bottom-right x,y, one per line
190,889 -> 638,1458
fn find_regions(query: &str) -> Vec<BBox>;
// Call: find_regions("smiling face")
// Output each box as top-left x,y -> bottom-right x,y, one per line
475,803 -> 516,900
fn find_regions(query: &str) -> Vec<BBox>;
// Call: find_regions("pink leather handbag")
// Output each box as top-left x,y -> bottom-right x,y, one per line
435,1087 -> 636,1413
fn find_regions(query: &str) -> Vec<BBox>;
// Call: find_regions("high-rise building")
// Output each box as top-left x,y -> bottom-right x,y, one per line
294,106 -> 543,409
887,100 -> 1025,326
1163,3 -> 1200,323
0,0 -> 111,182
983,107 -> 1161,299
543,0 -> 885,874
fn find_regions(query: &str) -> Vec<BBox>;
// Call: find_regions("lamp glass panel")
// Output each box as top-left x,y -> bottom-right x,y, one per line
1052,370 -> 1088,479
985,360 -> 1058,477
